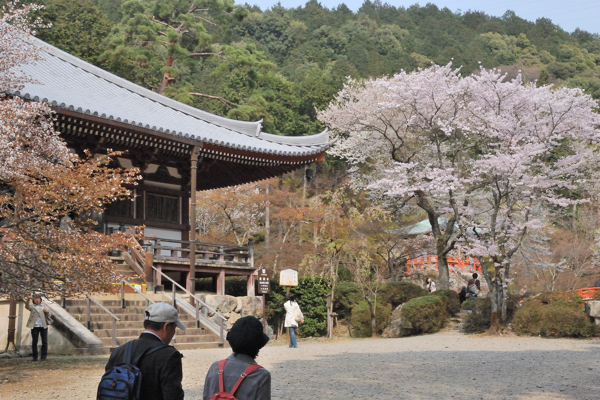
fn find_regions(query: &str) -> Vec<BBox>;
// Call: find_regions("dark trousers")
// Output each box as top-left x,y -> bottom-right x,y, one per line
31,327 -> 48,360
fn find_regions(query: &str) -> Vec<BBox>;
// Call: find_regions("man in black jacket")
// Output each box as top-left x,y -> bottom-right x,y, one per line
104,302 -> 186,400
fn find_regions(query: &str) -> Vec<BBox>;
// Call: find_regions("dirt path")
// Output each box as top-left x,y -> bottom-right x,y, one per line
2,331 -> 600,399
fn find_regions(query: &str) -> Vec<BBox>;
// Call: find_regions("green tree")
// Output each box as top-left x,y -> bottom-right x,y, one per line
36,0 -> 112,65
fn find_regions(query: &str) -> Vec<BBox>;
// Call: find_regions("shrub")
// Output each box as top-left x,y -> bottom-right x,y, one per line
350,300 -> 392,337
429,289 -> 460,316
294,277 -> 331,337
461,297 -> 491,333
334,282 -> 363,313
400,295 -> 447,336
380,281 -> 428,308
513,293 -> 596,338
265,277 -> 331,337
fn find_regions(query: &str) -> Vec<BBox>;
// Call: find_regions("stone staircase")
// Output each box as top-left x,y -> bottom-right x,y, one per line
63,298 -> 225,351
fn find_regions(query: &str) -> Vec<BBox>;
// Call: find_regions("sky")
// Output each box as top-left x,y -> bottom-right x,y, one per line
244,0 -> 600,35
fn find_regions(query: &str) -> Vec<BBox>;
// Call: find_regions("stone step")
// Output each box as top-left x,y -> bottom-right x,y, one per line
173,342 -> 225,351
98,337 -> 223,349
61,297 -> 226,352
92,327 -> 215,338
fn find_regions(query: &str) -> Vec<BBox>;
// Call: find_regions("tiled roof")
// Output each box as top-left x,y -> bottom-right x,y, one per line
9,37 -> 330,158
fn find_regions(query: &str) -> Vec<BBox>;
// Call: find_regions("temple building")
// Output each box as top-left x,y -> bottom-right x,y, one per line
9,36 -> 330,296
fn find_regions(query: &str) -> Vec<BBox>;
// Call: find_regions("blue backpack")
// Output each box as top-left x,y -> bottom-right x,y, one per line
97,340 -> 167,400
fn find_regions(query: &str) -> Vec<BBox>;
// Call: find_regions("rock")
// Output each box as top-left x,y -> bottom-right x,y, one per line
234,297 -> 242,313
202,295 -> 218,316
227,312 -> 241,330
585,301 -> 600,319
382,318 -> 404,338
382,304 -> 404,338
216,295 -> 237,313
239,296 -> 263,317
391,304 -> 403,321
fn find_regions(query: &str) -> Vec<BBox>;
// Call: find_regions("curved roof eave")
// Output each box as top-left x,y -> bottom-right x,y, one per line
8,35 -> 331,158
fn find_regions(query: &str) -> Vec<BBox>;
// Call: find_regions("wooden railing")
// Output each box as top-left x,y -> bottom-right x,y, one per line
143,237 -> 251,264
151,266 -> 227,344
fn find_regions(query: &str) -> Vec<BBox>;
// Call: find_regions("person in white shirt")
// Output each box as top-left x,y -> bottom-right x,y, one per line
426,278 -> 437,293
284,294 -> 304,348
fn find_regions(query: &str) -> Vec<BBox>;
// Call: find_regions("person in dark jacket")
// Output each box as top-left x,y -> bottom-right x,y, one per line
459,286 -> 468,304
203,316 -> 271,400
104,302 -> 186,400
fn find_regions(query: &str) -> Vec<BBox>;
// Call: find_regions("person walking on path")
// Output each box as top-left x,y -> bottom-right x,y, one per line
103,302 -> 186,400
284,294 -> 303,348
25,294 -> 51,361
203,316 -> 271,400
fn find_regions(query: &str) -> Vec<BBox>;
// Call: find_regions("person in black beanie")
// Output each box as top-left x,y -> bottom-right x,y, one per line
203,316 -> 271,400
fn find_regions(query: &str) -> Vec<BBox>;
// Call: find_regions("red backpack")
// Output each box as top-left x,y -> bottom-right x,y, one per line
209,359 -> 262,400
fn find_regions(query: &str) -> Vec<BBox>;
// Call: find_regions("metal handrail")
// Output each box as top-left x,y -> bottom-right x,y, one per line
151,266 -> 226,344
120,280 -> 154,309
86,295 -> 120,348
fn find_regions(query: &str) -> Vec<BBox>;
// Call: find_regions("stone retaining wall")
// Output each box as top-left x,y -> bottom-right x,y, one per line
197,294 -> 268,331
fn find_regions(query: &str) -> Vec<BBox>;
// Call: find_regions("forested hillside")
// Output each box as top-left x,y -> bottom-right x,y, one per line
29,0 -> 600,136
6,0 -> 600,305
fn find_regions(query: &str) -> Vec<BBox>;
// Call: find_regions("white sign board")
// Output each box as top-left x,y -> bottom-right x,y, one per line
279,268 -> 298,286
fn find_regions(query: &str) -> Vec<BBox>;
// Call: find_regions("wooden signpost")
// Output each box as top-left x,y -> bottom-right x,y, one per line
257,268 -> 270,333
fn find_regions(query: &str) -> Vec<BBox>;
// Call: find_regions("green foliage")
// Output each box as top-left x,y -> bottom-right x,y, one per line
293,276 -> 331,336
349,299 -> 392,337
265,276 -> 330,337
31,1 -> 600,143
400,295 -> 447,336
461,297 -> 491,333
379,281 -> 427,308
513,293 -> 596,338
429,289 -> 460,316
333,281 -> 363,315
36,0 -> 112,65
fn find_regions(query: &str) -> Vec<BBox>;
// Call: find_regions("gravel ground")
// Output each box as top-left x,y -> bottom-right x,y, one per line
2,330 -> 600,399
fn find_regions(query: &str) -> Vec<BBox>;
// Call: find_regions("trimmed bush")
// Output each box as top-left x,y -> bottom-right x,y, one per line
400,295 -> 447,336
350,300 -> 392,337
429,289 -> 461,316
380,281 -> 428,308
461,297 -> 491,333
513,293 -> 596,338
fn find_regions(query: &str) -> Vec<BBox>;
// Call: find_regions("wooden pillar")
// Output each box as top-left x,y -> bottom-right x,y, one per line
144,251 -> 154,288
156,266 -> 162,286
247,273 -> 256,297
247,238 -> 255,296
4,298 -> 17,352
189,146 -> 200,302
217,269 -> 226,296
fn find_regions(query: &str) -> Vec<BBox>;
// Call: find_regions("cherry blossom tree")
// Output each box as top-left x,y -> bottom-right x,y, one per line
320,63 -> 600,328
1,2 -> 140,299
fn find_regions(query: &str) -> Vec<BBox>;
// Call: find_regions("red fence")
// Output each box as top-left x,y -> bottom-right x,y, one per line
406,253 -> 482,276
573,287 -> 600,300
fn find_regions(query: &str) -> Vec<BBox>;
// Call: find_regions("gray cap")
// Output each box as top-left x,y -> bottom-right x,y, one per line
145,302 -> 186,330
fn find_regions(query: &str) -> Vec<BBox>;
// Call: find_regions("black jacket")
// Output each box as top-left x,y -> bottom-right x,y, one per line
105,332 -> 184,400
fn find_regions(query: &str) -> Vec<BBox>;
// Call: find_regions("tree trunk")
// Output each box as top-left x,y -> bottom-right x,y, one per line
366,297 -> 376,337
482,260 -> 508,332
434,234 -> 451,289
